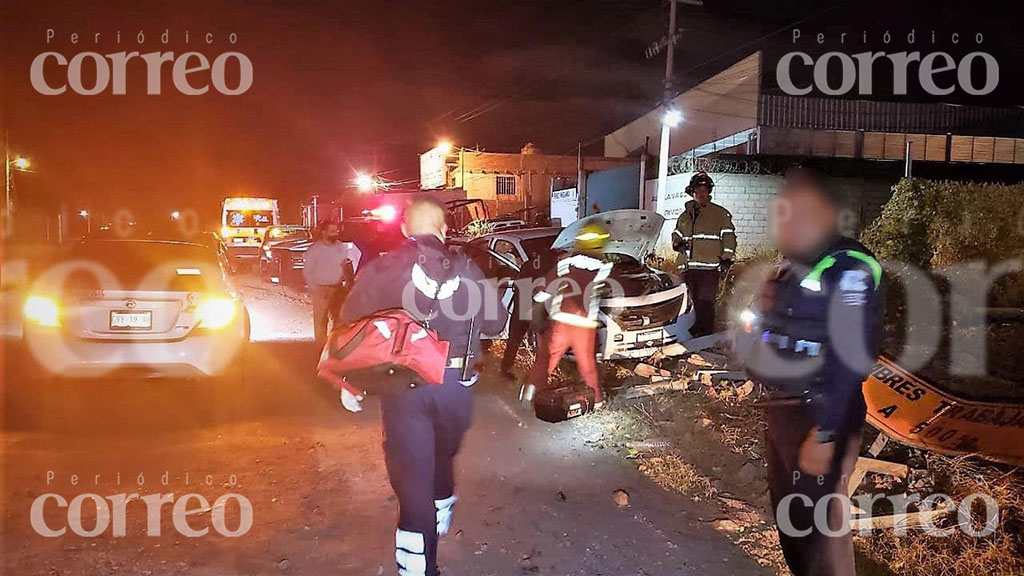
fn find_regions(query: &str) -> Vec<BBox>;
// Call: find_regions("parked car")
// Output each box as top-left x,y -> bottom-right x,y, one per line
458,210 -> 693,360
21,239 -> 249,378
262,216 -> 404,287
258,225 -> 311,282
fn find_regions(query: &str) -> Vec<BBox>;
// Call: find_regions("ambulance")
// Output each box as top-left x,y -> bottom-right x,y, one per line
220,197 -> 280,262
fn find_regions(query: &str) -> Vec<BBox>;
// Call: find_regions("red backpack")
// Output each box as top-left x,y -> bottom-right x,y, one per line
317,308 -> 451,394
316,252 -> 461,395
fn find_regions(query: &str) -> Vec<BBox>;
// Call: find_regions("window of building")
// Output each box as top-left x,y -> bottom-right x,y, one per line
496,175 -> 517,196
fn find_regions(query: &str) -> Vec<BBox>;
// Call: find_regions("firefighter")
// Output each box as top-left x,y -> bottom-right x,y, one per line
304,220 -> 361,342
739,166 -> 883,576
672,172 -> 736,336
337,197 -> 507,576
528,221 -> 613,406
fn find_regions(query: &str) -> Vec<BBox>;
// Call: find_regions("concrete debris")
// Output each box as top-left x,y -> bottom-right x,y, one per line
686,354 -> 714,368
710,519 -> 741,533
634,363 -> 672,379
613,489 -> 630,507
624,379 -> 689,399
735,381 -> 755,400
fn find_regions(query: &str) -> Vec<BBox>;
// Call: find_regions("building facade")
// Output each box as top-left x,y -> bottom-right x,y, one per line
420,143 -> 635,218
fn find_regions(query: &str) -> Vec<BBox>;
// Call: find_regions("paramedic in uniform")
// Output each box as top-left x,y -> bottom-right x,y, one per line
528,221 -> 613,407
672,172 -> 737,336
739,166 -> 884,576
338,197 -> 507,576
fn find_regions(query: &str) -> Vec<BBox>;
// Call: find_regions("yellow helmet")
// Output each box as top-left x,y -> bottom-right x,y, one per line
574,221 -> 610,252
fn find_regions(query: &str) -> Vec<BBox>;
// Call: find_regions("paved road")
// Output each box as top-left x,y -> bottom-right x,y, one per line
1,277 -> 767,576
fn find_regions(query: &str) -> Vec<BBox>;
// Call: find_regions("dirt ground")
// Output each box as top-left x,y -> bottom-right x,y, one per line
1,276 -> 771,576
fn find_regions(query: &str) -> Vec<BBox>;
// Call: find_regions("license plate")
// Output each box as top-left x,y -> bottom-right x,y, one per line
233,237 -> 247,243
637,329 -> 664,343
110,310 -> 152,330
567,403 -> 583,418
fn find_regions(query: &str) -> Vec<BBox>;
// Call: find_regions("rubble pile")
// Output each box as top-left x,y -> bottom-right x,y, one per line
625,334 -> 756,406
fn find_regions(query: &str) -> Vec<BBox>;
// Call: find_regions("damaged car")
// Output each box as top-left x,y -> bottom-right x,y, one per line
460,209 -> 694,360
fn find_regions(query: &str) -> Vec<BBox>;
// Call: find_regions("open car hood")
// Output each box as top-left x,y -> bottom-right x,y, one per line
551,210 -> 665,262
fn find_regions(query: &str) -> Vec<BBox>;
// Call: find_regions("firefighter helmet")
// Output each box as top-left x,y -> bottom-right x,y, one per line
685,171 -> 715,196
574,221 -> 610,252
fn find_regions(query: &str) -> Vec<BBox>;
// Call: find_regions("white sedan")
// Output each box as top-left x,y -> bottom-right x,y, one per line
22,239 -> 249,379
460,211 -> 695,360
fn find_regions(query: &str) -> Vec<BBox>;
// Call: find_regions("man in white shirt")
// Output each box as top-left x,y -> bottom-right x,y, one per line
303,221 -> 362,341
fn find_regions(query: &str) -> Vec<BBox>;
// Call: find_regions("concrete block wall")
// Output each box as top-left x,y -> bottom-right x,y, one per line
705,173 -> 781,251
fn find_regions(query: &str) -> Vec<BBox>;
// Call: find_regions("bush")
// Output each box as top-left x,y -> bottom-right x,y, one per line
862,178 -> 1024,270
861,178 -> 1024,307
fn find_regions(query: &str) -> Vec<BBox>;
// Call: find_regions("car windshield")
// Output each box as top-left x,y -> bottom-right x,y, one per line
520,235 -> 558,257
226,210 -> 274,227
60,241 -> 225,292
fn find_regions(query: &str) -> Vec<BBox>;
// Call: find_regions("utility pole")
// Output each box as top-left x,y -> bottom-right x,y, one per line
576,142 -> 586,219
652,0 -> 701,214
4,129 -> 11,239
655,0 -> 679,214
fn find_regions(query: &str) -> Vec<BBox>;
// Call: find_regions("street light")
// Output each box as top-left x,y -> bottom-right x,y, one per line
171,210 -> 181,220
662,109 -> 683,128
655,107 -> 682,212
355,172 -> 376,192
437,140 -> 466,191
4,152 -> 32,238
78,209 -> 91,234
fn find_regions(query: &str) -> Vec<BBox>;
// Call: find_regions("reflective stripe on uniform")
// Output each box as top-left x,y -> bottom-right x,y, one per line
435,495 -> 457,536
687,261 -> 720,269
550,311 -> 600,328
692,234 -> 719,240
396,529 -> 426,576
844,250 -> 882,288
799,250 -> 882,293
799,255 -> 836,292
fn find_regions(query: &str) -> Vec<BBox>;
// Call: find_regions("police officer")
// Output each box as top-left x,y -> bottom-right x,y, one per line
739,166 -> 883,576
672,172 -> 737,336
338,197 -> 508,576
528,221 -> 613,406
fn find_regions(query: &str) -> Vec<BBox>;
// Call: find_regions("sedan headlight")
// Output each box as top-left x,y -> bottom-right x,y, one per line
24,295 -> 61,327
197,297 -> 238,329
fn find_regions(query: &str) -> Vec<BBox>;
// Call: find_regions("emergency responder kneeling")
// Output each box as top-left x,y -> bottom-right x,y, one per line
335,197 -> 507,576
528,221 -> 613,407
738,166 -> 884,576
672,172 -> 737,336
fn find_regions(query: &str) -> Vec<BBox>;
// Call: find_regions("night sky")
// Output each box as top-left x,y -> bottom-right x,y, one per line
1,0 -> 1019,227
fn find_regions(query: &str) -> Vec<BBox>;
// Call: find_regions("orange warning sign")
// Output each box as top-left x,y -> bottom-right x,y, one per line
863,357 -> 1024,466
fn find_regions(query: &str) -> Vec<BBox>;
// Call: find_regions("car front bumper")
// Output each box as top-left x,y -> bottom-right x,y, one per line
596,291 -> 695,361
